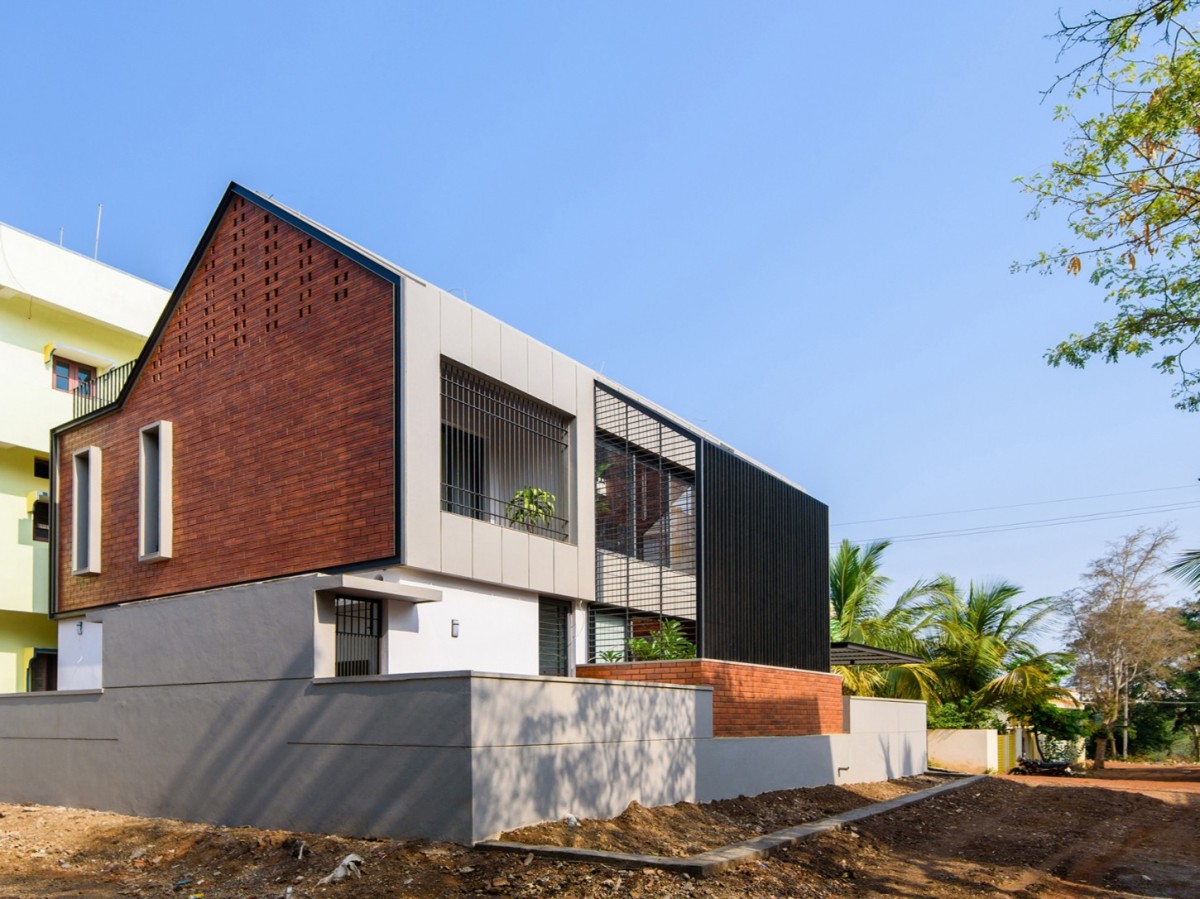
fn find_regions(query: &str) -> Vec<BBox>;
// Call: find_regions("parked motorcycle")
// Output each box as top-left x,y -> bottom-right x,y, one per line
1008,757 -> 1074,776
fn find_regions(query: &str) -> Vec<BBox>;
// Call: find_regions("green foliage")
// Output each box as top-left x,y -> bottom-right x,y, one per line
626,619 -> 696,661
828,539 -> 944,698
918,579 -> 1070,710
1028,702 -> 1092,744
597,649 -> 626,663
927,699 -> 1004,731
505,486 -> 556,532
1019,1 -> 1200,410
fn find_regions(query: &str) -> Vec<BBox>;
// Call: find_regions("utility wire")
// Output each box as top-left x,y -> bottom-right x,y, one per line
832,484 -> 1198,528
832,499 -> 1200,547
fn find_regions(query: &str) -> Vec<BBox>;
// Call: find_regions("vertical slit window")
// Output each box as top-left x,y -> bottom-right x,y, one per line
139,421 -> 173,561
72,446 -> 102,575
440,359 -> 572,541
538,598 -> 571,676
335,597 -> 382,676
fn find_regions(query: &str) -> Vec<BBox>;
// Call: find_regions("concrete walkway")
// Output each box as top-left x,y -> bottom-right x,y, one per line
478,774 -> 986,877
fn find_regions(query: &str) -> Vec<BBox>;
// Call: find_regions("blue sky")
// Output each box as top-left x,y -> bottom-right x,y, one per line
4,2 -> 1197,636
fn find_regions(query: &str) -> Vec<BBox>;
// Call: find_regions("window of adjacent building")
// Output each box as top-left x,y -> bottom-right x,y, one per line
72,446 -> 102,575
334,596 -> 382,676
33,457 -> 50,479
440,359 -> 572,541
538,598 -> 571,676
27,650 -> 57,692
32,500 -> 50,543
138,421 -> 173,561
53,358 -> 95,395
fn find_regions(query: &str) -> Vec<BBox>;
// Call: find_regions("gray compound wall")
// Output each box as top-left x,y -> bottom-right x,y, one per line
0,576 -> 924,843
0,576 -> 708,843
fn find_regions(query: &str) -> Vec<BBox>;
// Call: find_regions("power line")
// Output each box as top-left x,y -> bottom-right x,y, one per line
832,499 -> 1200,547
831,484 -> 1198,528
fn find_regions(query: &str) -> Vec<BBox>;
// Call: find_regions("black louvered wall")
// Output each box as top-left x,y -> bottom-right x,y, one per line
698,444 -> 830,671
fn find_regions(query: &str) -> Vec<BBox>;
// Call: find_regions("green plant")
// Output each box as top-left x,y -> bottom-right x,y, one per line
626,619 -> 696,661
926,698 -> 1004,731
597,649 -> 625,663
506,486 -> 556,533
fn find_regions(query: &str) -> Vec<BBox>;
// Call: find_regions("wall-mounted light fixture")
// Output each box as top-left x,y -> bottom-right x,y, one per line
451,619 -> 460,639
76,621 -> 84,635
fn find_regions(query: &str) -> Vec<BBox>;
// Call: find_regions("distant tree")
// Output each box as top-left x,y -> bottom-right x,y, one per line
1066,526 -> 1195,766
1019,1 -> 1200,410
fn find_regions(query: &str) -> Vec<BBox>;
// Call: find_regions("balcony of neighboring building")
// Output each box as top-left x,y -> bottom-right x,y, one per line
0,220 -> 167,450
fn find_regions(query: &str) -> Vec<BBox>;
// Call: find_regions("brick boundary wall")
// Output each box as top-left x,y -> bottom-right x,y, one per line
576,659 -> 844,737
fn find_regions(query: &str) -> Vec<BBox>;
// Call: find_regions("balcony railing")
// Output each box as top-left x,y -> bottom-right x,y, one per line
72,360 -> 135,419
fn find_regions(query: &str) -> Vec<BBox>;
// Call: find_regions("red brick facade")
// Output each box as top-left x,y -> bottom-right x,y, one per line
576,659 -> 844,736
56,194 -> 397,613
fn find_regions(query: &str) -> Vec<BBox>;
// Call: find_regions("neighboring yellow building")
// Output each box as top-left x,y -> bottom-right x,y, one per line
0,222 -> 167,692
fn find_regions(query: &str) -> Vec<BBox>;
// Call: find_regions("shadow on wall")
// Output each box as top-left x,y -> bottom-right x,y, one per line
469,675 -> 703,839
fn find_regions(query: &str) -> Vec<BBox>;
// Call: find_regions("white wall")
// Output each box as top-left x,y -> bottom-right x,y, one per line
377,569 -> 547,676
844,697 -> 928,782
55,619 -> 102,690
928,728 -> 998,774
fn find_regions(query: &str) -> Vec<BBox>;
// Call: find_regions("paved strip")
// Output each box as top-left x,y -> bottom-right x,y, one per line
477,774 -> 987,878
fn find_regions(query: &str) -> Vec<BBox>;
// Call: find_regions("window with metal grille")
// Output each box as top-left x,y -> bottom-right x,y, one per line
334,597 -> 382,677
32,500 -> 49,543
441,359 -> 572,541
591,385 -> 699,662
538,598 -> 570,676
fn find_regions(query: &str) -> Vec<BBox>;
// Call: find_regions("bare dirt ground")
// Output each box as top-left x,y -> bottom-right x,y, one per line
0,763 -> 1197,898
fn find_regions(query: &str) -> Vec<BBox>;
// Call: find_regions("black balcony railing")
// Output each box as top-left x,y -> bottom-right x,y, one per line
72,360 -> 135,419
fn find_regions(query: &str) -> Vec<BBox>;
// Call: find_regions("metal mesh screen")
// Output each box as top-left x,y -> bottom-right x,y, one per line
591,385 -> 699,661
335,597 -> 382,677
441,360 -> 572,541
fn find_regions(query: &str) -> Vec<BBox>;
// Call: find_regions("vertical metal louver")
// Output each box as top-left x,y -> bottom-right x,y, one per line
441,360 -> 572,541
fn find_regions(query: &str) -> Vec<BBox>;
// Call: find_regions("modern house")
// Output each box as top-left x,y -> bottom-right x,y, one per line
0,222 -> 167,693
0,185 -> 926,842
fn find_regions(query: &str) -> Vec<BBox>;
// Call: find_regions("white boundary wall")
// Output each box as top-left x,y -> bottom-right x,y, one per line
928,728 -> 999,773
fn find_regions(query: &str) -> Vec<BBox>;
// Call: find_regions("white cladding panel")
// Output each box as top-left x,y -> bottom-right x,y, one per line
56,619 -> 103,690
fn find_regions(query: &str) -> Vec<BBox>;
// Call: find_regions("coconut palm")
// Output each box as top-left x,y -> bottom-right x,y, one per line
828,539 -> 941,698
917,578 -> 1070,710
1168,549 -> 1200,590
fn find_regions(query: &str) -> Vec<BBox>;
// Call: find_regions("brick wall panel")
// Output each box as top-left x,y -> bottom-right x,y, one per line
577,659 -> 844,736
57,195 -> 396,612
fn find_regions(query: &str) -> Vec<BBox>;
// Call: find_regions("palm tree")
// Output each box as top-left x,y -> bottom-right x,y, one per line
917,578 -> 1070,710
1168,549 -> 1200,590
828,539 -> 941,698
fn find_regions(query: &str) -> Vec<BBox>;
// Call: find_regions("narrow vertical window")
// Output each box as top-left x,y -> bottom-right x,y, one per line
538,598 -> 571,676
72,446 -> 102,575
139,421 -> 173,561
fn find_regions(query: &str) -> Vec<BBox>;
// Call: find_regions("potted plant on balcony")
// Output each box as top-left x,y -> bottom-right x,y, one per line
506,486 -> 557,535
